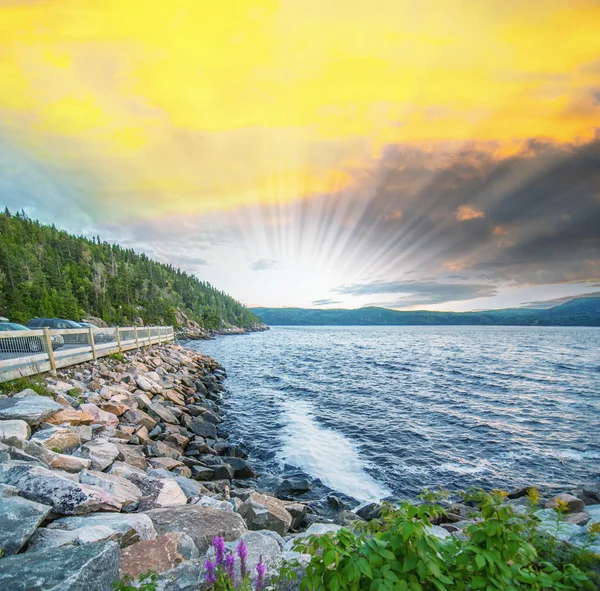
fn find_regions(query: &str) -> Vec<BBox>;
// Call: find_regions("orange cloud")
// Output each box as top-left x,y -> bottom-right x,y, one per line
456,205 -> 486,221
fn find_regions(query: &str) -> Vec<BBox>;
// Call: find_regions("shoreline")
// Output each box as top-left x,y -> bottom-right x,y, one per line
0,340 -> 598,589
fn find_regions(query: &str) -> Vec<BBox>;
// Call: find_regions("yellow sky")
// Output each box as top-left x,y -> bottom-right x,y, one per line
1,0 -> 599,220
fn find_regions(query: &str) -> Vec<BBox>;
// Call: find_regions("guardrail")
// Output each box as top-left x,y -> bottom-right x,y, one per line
0,325 -> 174,383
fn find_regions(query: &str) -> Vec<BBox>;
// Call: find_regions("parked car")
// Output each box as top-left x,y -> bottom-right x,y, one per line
26,318 -> 88,344
78,322 -> 113,343
0,322 -> 64,353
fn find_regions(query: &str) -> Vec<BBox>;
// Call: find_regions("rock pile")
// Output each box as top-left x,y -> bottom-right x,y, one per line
0,343 -> 311,590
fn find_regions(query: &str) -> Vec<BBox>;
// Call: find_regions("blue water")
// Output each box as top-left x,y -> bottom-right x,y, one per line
186,326 -> 600,503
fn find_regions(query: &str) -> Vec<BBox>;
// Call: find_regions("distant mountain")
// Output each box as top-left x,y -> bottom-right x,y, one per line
251,297 -> 600,327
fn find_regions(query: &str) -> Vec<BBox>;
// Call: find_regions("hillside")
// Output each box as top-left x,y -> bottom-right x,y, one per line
0,209 -> 261,329
251,297 -> 600,327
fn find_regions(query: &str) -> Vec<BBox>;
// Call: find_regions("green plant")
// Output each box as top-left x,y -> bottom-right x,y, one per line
111,571 -> 158,591
109,352 -> 125,362
284,490 -> 596,591
0,375 -> 52,396
67,387 -> 83,397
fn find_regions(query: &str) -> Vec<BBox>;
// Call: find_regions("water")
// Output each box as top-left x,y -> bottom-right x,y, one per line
185,326 -> 600,503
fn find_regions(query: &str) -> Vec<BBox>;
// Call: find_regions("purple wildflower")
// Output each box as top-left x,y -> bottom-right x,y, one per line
212,535 -> 226,566
204,559 -> 216,586
225,552 -> 236,581
236,539 -> 248,578
255,556 -> 265,591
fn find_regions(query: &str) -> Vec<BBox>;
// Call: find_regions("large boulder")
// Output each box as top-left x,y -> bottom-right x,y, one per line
147,403 -> 179,425
221,457 -> 257,479
189,418 -> 217,439
0,540 -> 120,591
79,470 -> 142,509
0,420 -> 31,440
29,512 -> 157,551
0,484 -> 52,555
115,443 -> 148,470
77,440 -> 119,471
120,532 -> 198,579
45,407 -> 95,426
80,403 -> 119,428
138,477 -> 188,509
0,395 -> 62,426
276,477 -> 313,498
30,425 -> 81,453
145,505 -> 247,553
0,463 -> 122,514
2,436 -> 91,472
545,493 -> 585,514
240,493 -> 293,536
122,408 -> 157,431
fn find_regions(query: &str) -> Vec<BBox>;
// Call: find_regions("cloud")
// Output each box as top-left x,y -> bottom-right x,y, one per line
312,298 -> 342,306
520,290 -> 600,309
334,280 -> 498,308
252,258 -> 280,271
456,205 -> 485,221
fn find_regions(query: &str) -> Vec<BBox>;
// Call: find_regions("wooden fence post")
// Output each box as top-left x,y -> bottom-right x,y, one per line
88,327 -> 97,360
43,328 -> 57,373
116,327 -> 122,352
134,327 -> 140,349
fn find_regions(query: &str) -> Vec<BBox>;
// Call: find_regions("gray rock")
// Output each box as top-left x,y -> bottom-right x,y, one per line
189,418 -> 217,439
356,502 -> 383,521
191,465 -> 214,481
153,558 -> 205,591
79,470 -> 142,509
239,493 -> 293,536
194,495 -> 234,512
30,425 -> 81,453
0,462 -> 122,514
0,540 -> 120,591
144,505 -> 247,553
333,510 -> 365,527
276,477 -> 312,498
0,486 -> 52,554
0,395 -> 62,426
0,420 -> 31,440
545,493 -> 585,514
213,463 -> 234,481
77,440 -> 120,471
107,461 -> 147,483
138,477 -> 188,509
220,456 -> 257,479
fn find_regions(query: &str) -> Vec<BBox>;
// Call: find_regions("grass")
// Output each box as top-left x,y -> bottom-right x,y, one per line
0,375 -> 53,397
109,352 -> 125,362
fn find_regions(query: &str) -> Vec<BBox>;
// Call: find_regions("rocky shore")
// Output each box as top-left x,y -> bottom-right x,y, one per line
0,342 -> 598,590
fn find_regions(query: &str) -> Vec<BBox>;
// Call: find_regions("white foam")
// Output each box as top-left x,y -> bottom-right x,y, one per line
439,460 -> 490,475
277,400 -> 390,503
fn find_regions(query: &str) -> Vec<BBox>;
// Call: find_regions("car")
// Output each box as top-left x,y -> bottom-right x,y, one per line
0,322 -> 64,353
77,322 -> 113,343
26,318 -> 88,344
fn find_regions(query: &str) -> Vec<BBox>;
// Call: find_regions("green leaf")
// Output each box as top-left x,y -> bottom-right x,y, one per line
358,557 -> 373,579
475,554 -> 486,570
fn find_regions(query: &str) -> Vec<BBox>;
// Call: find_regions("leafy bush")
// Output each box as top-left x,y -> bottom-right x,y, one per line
286,489 -> 597,591
111,571 -> 158,591
109,352 -> 125,362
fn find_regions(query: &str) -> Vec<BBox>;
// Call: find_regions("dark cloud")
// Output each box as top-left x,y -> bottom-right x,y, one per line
312,298 -> 342,306
334,280 -> 498,307
252,258 -> 279,271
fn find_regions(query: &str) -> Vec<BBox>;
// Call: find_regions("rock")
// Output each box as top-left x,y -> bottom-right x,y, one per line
287,523 -> 342,550
0,395 -> 62,426
147,403 -> 179,425
3,436 -> 91,472
334,510 -> 365,527
425,525 -> 452,540
221,456 -> 257,479
120,532 -> 199,579
151,558 -> 206,591
107,461 -> 147,483
136,375 -> 162,393
240,493 -> 293,536
79,470 -> 142,509
356,502 -> 383,521
27,523 -> 124,552
115,443 -> 148,470
545,493 -> 585,514
195,495 -> 234,512
45,407 -> 95,426
100,402 -> 129,416
189,418 -> 217,439
276,477 -> 313,498
564,512 -> 591,525
39,512 -> 157,549
138,477 -> 188,509
30,425 -> 81,453
283,502 -> 307,529
573,488 -> 600,506
123,408 -> 157,430
0,540 -> 120,591
78,440 -> 119,471
149,457 -> 184,470
0,486 -> 52,555
145,505 -> 247,553
213,463 -> 234,481
0,420 -> 31,440
80,403 -> 119,427
146,440 -> 181,460
191,465 -> 214,481
0,463 -> 122,514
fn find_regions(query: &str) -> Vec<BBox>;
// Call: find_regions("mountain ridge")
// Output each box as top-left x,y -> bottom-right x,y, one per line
251,296 -> 600,327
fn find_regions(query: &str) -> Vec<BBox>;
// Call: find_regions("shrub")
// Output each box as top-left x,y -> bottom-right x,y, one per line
111,571 -> 158,591
109,352 -> 125,362
285,490 -> 597,591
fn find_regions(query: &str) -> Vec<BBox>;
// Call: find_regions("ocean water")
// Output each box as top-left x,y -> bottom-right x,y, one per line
186,326 -> 600,503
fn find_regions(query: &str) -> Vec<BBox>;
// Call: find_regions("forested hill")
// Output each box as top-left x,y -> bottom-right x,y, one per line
0,210 -> 261,329
252,296 -> 600,327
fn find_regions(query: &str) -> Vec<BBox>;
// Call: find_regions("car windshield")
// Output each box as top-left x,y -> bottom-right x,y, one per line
0,323 -> 28,331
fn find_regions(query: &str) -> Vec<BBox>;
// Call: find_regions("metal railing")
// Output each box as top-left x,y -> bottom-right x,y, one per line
0,325 -> 174,383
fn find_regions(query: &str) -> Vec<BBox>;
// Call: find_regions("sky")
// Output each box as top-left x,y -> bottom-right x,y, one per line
1,0 -> 599,311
